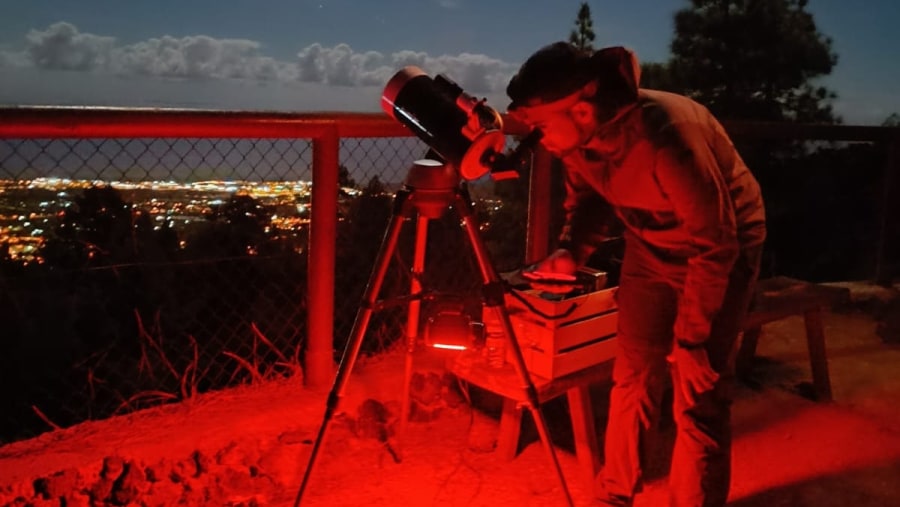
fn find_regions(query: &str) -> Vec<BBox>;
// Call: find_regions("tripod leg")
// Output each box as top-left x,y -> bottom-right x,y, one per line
294,191 -> 412,506
400,215 -> 429,441
453,191 -> 575,507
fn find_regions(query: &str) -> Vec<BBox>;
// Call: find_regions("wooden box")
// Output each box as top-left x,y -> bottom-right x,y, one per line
504,286 -> 618,379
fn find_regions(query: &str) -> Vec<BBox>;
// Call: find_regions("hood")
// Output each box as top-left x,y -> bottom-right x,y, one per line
590,46 -> 641,110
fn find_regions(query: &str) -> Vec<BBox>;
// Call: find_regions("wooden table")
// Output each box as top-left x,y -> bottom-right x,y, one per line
450,351 -> 614,488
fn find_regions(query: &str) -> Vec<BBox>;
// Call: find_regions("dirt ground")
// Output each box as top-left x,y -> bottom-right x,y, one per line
0,282 -> 898,507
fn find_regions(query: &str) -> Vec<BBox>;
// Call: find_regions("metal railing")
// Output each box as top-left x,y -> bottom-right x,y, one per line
1,108 -> 418,389
717,120 -> 900,286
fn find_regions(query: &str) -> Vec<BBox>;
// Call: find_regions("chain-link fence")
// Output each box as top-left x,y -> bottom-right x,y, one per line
0,124 -> 532,445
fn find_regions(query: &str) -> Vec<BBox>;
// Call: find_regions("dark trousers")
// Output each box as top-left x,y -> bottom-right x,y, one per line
596,238 -> 762,507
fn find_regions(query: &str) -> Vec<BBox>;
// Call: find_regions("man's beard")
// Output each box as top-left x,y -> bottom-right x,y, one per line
547,119 -> 595,157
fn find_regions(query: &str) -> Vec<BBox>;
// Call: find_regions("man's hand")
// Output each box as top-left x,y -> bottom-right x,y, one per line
667,344 -> 719,406
531,248 -> 577,278
521,249 -> 578,294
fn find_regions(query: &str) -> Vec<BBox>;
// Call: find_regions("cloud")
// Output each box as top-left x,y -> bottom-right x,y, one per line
288,47 -> 517,111
296,43 -> 386,86
25,22 -> 115,71
112,35 -> 292,80
428,52 -> 515,94
19,22 -> 292,80
1,21 -> 520,112
9,22 -> 515,95
295,43 -> 514,93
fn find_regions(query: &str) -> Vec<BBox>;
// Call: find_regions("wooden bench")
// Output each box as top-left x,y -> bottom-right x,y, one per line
450,352 -> 614,489
737,276 -> 850,401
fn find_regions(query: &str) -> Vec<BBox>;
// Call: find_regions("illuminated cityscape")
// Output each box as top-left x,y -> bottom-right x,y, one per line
0,177 -> 355,264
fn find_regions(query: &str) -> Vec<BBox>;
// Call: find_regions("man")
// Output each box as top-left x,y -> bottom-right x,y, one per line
507,42 -> 766,507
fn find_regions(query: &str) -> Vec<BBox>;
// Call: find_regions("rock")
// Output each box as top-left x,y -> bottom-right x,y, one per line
62,491 -> 91,507
144,461 -> 166,483
100,456 -> 125,481
110,461 -> 147,505
257,444 -> 304,487
143,477 -> 182,506
355,399 -> 393,441
215,466 -> 257,496
408,399 -> 442,422
88,478 -> 113,505
192,450 -> 213,476
169,459 -> 192,483
409,372 -> 444,405
32,468 -> 80,500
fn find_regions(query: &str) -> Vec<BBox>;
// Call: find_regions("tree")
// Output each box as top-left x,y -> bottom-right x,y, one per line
41,184 -> 170,269
667,0 -> 838,122
186,193 -> 274,258
569,2 -> 596,51
338,164 -> 358,191
639,61 -> 680,92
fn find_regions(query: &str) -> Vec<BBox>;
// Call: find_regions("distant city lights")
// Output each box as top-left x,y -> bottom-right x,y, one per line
0,177 -> 319,263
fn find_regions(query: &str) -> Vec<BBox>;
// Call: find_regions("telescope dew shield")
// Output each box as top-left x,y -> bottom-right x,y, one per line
381,66 -> 505,180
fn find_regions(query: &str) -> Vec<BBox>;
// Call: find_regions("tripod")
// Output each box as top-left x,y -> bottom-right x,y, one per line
294,159 -> 575,506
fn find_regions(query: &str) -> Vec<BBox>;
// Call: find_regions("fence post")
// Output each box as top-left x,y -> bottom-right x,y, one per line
875,133 -> 900,287
306,126 -> 339,387
525,146 -> 553,264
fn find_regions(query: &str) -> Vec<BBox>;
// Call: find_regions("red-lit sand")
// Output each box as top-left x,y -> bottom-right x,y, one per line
1,285 -> 899,506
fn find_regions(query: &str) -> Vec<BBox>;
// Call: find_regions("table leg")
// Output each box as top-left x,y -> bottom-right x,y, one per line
567,385 -> 600,487
804,307 -> 833,401
497,397 -> 523,460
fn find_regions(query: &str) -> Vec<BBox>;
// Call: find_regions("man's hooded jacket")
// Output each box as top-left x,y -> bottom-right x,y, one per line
559,47 -> 767,346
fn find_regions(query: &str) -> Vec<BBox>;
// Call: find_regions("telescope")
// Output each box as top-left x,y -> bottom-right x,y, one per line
381,66 -> 541,181
295,65 -> 576,507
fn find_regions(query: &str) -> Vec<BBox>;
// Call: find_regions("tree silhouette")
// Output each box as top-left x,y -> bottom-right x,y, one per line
38,185 -> 177,365
666,0 -> 838,122
160,192 -> 307,393
338,176 -> 392,264
19,185 -> 178,437
184,193 -> 274,258
41,185 -> 166,269
569,2 -> 596,51
338,164 -> 359,190
638,61 -> 681,93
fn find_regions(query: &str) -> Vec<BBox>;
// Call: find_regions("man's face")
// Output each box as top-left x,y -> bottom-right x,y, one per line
509,85 -> 597,157
526,110 -> 590,157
